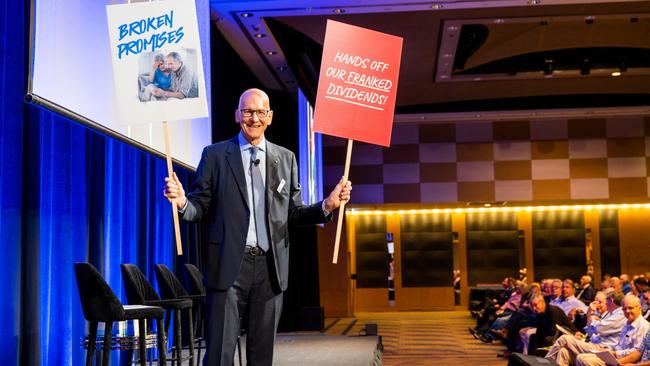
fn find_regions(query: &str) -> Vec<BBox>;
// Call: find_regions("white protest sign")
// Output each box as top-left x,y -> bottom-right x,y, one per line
106,0 -> 208,124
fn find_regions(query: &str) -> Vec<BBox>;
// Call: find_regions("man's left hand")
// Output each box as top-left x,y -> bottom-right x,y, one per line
324,176 -> 352,213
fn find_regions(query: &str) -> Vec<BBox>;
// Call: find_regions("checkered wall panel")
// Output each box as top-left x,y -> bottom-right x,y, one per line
322,116 -> 650,204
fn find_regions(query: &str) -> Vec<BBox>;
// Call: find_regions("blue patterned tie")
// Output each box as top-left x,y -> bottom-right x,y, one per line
250,147 -> 269,252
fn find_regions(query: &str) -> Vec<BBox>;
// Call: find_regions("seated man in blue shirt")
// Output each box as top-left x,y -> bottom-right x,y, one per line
575,294 -> 650,366
551,279 -> 589,319
546,291 -> 626,366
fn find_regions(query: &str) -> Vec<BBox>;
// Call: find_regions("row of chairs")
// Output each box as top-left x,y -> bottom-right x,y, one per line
74,262 -> 206,366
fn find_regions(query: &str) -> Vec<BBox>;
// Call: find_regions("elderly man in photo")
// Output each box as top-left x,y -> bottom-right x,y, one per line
151,51 -> 198,99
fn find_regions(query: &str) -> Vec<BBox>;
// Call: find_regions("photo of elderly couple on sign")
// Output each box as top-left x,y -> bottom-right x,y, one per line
138,49 -> 199,102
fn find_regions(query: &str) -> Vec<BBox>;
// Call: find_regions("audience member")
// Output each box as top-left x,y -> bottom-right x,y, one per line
622,274 -> 633,294
577,275 -> 596,305
611,277 -> 623,293
553,279 -> 589,318
542,279 -> 554,301
616,329 -> 650,366
633,278 -> 649,314
502,294 -> 577,358
549,279 -> 563,304
641,288 -> 650,321
531,294 -> 578,353
545,291 -> 626,366
575,294 -> 650,366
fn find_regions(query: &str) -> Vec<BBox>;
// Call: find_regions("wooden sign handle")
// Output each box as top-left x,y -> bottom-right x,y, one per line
332,139 -> 353,264
162,121 -> 183,256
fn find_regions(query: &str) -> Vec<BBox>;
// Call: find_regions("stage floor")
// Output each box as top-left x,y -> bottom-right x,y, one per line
235,333 -> 381,366
176,311 -> 508,365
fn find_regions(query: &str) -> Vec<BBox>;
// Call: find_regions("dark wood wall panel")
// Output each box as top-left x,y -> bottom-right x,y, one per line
599,210 -> 620,277
533,211 -> 586,280
466,213 -> 519,285
400,214 -> 453,287
355,215 -> 388,288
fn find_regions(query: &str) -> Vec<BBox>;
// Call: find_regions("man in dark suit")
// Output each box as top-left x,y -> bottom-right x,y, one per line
576,275 -> 596,305
163,88 -> 352,365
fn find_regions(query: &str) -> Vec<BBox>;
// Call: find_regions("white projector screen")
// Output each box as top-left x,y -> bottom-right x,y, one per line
29,0 -> 211,169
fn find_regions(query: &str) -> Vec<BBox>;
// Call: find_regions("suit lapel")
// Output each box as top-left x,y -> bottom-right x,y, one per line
225,137 -> 250,210
265,142 -> 280,210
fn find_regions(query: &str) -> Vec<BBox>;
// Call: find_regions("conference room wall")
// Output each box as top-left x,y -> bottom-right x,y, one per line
322,117 -> 650,204
317,206 -> 647,313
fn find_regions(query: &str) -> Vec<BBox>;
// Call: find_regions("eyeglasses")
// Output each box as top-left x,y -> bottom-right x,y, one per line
240,109 -> 271,118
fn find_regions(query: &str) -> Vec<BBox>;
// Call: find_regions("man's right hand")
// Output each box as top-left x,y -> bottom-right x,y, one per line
164,172 -> 186,210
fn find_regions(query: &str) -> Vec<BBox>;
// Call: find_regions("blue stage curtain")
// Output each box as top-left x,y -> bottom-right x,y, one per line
0,0 -> 25,364
1,2 -> 200,366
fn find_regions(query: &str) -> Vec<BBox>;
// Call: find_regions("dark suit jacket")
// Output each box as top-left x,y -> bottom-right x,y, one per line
181,136 -> 329,292
577,284 -> 595,305
534,305 -> 578,349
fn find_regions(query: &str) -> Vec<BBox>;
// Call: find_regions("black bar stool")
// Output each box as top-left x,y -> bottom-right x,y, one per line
74,262 -> 167,366
121,263 -> 195,366
155,264 -> 204,363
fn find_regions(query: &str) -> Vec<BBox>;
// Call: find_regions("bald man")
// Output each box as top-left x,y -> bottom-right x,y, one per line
164,88 -> 352,365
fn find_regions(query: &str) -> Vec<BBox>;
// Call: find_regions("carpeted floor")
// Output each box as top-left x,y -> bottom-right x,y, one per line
169,311 -> 509,365
323,311 -> 509,366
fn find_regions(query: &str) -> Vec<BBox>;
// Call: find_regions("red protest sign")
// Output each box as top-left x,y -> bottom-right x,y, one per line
313,20 -> 403,147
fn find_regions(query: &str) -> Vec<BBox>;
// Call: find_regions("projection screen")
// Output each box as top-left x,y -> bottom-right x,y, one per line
27,0 -> 211,169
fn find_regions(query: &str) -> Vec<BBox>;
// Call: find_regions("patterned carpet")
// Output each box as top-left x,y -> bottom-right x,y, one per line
323,311 -> 509,366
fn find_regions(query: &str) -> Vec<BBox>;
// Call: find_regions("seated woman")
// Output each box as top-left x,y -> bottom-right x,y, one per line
142,54 -> 172,101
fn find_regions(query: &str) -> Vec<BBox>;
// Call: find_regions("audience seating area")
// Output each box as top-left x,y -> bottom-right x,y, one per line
467,271 -> 650,364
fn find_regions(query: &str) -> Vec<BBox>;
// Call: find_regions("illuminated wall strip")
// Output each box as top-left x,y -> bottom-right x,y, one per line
348,203 -> 650,216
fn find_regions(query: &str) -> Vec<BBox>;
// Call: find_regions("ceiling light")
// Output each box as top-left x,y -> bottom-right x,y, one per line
241,13 -> 253,18
265,51 -> 277,56
254,33 -> 266,38
333,8 -> 345,14
612,71 -> 621,77
431,4 -> 444,9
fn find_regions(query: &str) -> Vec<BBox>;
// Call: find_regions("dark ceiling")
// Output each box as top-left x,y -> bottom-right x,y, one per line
211,0 -> 650,117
